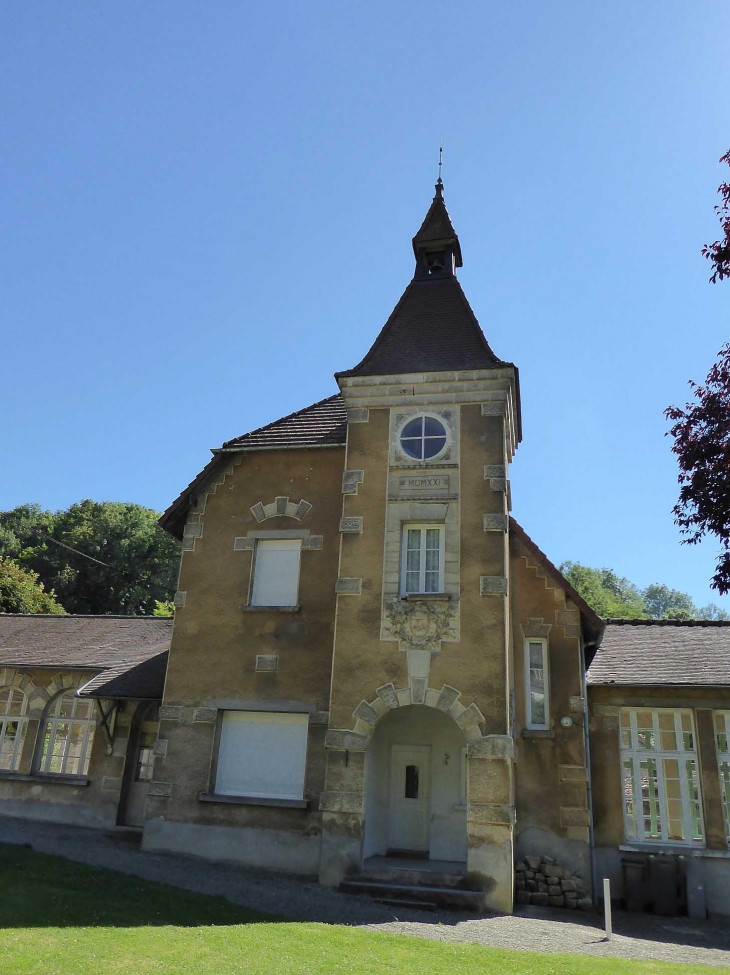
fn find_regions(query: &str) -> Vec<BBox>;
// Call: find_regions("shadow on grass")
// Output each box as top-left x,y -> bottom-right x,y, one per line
0,843 -> 277,929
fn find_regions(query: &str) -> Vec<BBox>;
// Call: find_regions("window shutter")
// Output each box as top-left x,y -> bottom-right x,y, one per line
215,711 -> 309,800
251,539 -> 301,606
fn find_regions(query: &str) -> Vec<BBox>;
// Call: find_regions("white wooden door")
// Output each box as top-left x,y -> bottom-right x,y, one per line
388,745 -> 431,853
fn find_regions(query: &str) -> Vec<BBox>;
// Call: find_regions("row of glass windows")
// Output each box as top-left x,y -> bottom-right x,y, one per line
0,686 -> 97,777
620,708 -> 730,847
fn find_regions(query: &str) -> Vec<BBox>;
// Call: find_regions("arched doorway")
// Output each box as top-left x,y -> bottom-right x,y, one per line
364,705 -> 467,863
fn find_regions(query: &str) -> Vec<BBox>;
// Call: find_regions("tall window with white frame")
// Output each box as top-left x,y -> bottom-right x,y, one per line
250,538 -> 302,607
0,687 -> 28,772
715,711 -> 730,844
400,524 -> 444,595
524,638 -> 550,730
38,691 -> 97,777
620,708 -> 704,846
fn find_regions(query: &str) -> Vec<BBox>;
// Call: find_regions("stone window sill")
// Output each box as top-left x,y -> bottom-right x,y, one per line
0,771 -> 90,787
404,593 -> 452,602
521,728 -> 554,739
240,605 -> 301,613
619,843 -> 730,859
198,792 -> 309,809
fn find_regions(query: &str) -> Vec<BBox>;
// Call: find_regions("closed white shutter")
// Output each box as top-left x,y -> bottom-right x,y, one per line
215,711 -> 309,800
251,538 -> 301,606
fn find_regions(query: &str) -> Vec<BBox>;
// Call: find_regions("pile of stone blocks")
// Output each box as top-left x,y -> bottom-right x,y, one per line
515,855 -> 592,910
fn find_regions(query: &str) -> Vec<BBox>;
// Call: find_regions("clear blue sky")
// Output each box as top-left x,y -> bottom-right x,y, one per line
3,2 -> 729,610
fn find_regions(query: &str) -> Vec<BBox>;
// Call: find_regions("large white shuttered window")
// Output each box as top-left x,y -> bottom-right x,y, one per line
715,711 -> 730,844
215,710 -> 309,800
524,638 -> 550,729
251,538 -> 301,607
39,692 -> 97,777
400,524 -> 444,595
0,687 -> 28,772
620,708 -> 704,846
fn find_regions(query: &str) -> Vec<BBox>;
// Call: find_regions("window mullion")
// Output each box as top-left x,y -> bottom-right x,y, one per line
419,529 -> 426,592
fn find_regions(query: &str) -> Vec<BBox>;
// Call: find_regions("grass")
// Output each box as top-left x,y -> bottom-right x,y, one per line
0,843 -> 726,975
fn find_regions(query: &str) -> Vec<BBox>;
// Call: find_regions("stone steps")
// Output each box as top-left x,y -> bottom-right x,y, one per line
340,878 -> 483,911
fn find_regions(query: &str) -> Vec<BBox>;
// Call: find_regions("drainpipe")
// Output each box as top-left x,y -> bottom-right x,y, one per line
581,632 -> 598,907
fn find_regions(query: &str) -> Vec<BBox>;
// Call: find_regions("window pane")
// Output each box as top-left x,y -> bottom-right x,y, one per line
422,436 -> 446,459
401,417 -> 423,439
686,760 -> 703,841
423,416 -> 445,436
400,438 -> 423,459
622,759 -> 638,839
639,758 -> 661,838
404,764 -> 419,799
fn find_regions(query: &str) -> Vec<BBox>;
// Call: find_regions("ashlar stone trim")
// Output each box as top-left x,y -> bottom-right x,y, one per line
152,739 -> 168,757
319,791 -> 364,813
480,575 -> 508,596
484,465 -> 506,480
148,783 -> 172,798
173,590 -> 187,607
255,654 -> 279,673
467,735 -> 514,760
483,513 -> 509,532
335,577 -> 362,595
342,470 -> 365,495
520,617 -> 552,638
376,683 -> 399,709
193,707 -> 217,723
233,537 -> 256,551
301,535 -> 323,550
159,705 -> 182,722
347,408 -> 369,423
339,516 -> 363,534
468,803 -> 516,827
325,730 -> 369,751
569,695 -> 586,714
250,497 -> 313,523
489,477 -> 507,493
180,458 -> 242,554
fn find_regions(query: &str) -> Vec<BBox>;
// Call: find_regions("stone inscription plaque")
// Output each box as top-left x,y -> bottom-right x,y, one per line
398,474 -> 450,498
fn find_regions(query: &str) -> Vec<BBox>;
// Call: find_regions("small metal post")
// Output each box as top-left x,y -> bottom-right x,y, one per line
603,877 -> 612,940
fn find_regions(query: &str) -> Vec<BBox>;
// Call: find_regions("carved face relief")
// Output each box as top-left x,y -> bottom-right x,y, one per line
385,598 -> 455,649
408,605 -> 432,642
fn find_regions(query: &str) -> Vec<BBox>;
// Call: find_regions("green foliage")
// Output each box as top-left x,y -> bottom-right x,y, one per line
560,562 -> 729,621
153,600 -> 175,617
0,558 -> 66,614
0,501 -> 181,616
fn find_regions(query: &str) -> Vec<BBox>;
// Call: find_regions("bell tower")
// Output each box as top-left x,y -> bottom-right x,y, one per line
319,181 -> 521,913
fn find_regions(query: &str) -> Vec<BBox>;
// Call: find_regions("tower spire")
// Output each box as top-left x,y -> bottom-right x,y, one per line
411,171 -> 462,278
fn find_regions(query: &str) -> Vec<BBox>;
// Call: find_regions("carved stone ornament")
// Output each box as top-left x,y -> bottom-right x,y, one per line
384,598 -> 455,650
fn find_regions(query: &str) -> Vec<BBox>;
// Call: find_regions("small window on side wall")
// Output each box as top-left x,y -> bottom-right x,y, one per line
215,710 -> 309,800
400,524 -> 444,595
524,639 -> 550,730
251,538 -> 301,607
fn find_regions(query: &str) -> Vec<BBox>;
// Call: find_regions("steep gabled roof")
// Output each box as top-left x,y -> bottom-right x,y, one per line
587,619 -> 730,686
412,180 -> 462,266
336,276 -> 506,378
159,394 -> 347,539
222,394 -> 347,449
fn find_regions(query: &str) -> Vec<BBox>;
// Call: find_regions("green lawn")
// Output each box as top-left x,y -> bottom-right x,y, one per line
0,843 -> 725,975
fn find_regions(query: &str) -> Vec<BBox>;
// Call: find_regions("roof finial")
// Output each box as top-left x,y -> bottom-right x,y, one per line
436,143 -> 443,195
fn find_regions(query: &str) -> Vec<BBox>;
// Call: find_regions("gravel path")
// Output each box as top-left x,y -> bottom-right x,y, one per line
2,816 -> 730,968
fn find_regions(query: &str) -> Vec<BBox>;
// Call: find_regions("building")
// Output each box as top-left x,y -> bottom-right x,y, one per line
1,181 -> 729,916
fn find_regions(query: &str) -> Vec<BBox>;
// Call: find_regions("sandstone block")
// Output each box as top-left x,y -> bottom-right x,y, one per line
525,856 -> 540,870
535,873 -> 545,883
515,874 -> 526,889
545,864 -> 563,879
515,890 -> 532,905
538,883 -> 548,893
547,876 -> 560,887
549,895 -> 565,908
561,878 -> 576,893
578,897 -> 593,911
531,892 -> 549,906
565,897 -> 578,910
526,880 -> 537,892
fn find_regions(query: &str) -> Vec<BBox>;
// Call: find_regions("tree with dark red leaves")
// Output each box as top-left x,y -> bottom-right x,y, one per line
665,153 -> 730,594
702,150 -> 730,283
665,346 -> 730,594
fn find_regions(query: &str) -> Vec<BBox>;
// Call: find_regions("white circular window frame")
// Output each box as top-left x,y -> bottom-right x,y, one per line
395,411 -> 452,464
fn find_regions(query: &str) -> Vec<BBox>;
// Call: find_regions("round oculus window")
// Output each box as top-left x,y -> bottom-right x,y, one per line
399,415 -> 448,460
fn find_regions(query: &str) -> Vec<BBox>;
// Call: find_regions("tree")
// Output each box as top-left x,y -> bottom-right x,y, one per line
702,150 -> 730,283
560,562 -> 729,620
0,558 -> 66,614
560,563 -> 648,619
665,345 -> 730,594
0,501 -> 181,615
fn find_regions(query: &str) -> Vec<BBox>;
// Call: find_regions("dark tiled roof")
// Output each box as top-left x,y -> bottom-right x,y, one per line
159,395 -> 347,539
0,616 -> 172,699
587,619 -> 730,686
509,519 -> 605,644
336,277 -> 506,378
79,650 -> 168,700
412,184 -> 462,265
222,394 -> 347,449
